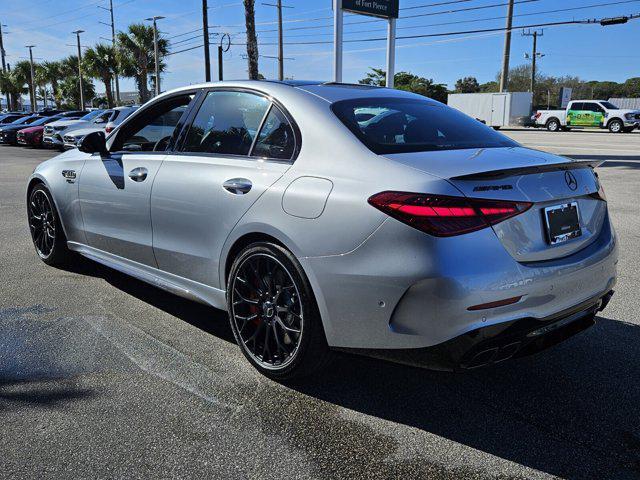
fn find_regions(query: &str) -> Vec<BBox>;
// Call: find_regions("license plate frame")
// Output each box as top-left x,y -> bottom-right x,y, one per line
544,202 -> 582,245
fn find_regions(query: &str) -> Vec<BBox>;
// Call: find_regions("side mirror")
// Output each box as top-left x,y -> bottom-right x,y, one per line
78,131 -> 108,155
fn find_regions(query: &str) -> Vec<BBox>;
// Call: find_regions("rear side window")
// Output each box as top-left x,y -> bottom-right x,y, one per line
332,97 -> 517,155
570,102 -> 584,111
252,106 -> 295,160
182,91 -> 270,156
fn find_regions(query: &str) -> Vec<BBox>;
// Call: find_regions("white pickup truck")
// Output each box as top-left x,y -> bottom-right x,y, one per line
533,100 -> 640,133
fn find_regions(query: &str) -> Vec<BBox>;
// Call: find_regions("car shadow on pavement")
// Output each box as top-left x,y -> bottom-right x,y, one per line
293,317 -> 640,479
57,255 -> 235,343
55,257 -> 640,478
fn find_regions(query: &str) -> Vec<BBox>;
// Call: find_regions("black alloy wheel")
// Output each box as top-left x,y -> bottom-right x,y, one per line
227,243 -> 331,380
27,184 -> 72,266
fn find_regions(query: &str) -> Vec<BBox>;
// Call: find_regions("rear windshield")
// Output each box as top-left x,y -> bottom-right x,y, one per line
331,97 -> 518,154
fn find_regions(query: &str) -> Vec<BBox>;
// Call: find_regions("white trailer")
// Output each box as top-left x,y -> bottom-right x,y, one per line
447,92 -> 533,128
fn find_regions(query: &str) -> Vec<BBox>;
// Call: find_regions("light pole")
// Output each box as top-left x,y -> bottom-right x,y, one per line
145,16 -> 165,97
0,23 -> 9,109
72,30 -> 85,109
25,45 -> 36,112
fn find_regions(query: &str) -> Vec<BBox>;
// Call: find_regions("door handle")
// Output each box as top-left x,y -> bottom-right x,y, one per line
223,178 -> 252,195
128,167 -> 148,182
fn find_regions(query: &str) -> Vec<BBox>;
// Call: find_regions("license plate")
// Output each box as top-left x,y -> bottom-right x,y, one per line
544,202 -> 582,245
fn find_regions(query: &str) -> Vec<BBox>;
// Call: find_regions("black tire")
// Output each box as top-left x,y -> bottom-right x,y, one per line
227,242 -> 332,380
27,184 -> 74,267
546,118 -> 561,132
608,119 -> 623,133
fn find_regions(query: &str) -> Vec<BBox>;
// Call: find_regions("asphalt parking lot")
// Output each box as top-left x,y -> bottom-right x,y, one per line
1,129 -> 639,479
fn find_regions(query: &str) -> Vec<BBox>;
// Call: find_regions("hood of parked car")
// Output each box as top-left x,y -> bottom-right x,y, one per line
19,125 -> 44,135
64,127 -> 103,137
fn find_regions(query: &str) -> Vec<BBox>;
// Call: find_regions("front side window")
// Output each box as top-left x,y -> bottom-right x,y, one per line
182,91 -> 270,156
109,94 -> 194,152
332,97 -> 517,155
252,106 -> 295,160
583,103 -> 602,113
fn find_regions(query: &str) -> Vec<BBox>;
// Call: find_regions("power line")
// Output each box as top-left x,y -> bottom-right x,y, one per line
230,15 -> 640,46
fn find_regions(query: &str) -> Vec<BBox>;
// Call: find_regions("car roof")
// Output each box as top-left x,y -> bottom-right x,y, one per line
159,79 -> 425,105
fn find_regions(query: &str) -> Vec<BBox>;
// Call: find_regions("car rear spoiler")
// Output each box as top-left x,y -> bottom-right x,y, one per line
450,160 -> 604,181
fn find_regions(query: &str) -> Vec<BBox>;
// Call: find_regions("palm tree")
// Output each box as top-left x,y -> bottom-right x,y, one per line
244,0 -> 259,80
83,43 -> 116,107
39,61 -> 63,107
0,70 -> 28,111
13,60 -> 34,109
58,55 -> 95,109
117,23 -> 168,104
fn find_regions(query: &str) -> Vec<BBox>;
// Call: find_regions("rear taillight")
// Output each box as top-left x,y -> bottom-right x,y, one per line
105,126 -> 113,134
368,191 -> 532,237
534,112 -> 542,119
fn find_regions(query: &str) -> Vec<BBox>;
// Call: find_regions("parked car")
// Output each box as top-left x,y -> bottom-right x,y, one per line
0,115 -> 43,145
26,81 -> 617,380
0,112 -> 28,124
17,115 -> 65,147
43,109 -> 111,150
534,100 -> 640,133
62,106 -> 139,149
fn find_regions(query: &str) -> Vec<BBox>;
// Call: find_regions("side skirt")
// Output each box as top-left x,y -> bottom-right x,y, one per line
67,241 -> 228,311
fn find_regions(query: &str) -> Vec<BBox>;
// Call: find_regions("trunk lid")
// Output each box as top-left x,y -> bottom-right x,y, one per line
384,147 -> 607,262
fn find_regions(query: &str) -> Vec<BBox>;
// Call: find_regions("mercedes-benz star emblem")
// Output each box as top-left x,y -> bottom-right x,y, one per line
565,171 -> 578,191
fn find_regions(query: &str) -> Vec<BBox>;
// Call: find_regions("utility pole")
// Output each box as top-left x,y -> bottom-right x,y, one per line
26,45 -> 36,112
72,30 -> 85,109
203,0 -> 211,81
0,23 -> 9,110
523,29 -> 544,95
262,1 -> 292,81
145,16 -> 165,96
276,0 -> 284,81
499,0 -> 514,92
99,1 -> 120,104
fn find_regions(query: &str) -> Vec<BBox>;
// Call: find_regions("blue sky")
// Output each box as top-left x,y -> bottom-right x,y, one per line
2,0 -> 639,95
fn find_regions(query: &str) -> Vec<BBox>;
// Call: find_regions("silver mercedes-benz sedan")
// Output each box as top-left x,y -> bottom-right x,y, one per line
26,80 -> 617,379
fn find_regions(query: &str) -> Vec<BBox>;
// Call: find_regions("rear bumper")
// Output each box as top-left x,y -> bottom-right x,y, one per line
304,212 -> 617,351
344,290 -> 613,371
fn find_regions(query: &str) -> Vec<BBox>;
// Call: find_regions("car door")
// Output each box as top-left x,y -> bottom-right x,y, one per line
583,102 -> 605,127
78,92 -> 197,266
151,89 -> 298,288
566,102 -> 584,126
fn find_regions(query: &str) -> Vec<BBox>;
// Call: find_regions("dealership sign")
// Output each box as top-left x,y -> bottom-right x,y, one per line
342,0 -> 399,18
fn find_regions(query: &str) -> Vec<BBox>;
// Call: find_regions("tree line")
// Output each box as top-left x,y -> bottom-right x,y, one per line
360,66 -> 639,109
0,23 -> 168,111
453,65 -> 639,108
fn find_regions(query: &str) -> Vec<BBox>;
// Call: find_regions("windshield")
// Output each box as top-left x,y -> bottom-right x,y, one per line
600,101 -> 619,110
332,97 -> 518,154
9,115 -> 36,125
79,110 -> 103,121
